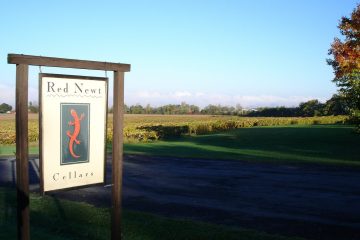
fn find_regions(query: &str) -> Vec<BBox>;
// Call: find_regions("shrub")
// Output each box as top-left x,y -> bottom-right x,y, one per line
0,115 -> 349,144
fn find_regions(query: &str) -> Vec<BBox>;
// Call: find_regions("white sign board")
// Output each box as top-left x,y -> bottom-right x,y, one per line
40,74 -> 108,192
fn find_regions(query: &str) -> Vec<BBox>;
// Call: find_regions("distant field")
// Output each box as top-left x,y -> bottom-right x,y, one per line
0,113 -> 348,144
1,113 -> 356,166
1,119 -> 359,167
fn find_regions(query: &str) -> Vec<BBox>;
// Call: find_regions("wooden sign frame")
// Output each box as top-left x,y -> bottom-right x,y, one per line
8,54 -> 130,240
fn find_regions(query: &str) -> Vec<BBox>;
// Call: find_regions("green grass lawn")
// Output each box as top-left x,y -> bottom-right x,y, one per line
0,144 -> 39,156
0,187 -> 304,240
1,125 -> 360,166
125,124 -> 360,166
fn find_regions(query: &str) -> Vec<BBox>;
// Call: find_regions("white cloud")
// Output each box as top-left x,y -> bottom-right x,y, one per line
136,91 -> 162,99
124,90 -> 326,108
0,84 -> 326,109
195,92 -> 205,97
0,84 -> 15,107
0,84 -> 39,108
231,95 -> 324,108
174,91 -> 192,97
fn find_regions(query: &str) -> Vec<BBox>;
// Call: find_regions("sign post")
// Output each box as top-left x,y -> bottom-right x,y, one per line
112,71 -> 125,239
15,63 -> 30,240
8,54 -> 130,240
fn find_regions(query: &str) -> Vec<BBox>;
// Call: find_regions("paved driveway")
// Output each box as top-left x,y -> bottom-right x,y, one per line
1,155 -> 360,240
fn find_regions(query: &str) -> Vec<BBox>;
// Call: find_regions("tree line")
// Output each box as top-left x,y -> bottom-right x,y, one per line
106,94 -> 349,117
247,95 -> 348,117
0,93 -> 349,117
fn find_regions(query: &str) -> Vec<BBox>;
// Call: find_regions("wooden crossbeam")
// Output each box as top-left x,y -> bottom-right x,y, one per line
8,54 -> 131,72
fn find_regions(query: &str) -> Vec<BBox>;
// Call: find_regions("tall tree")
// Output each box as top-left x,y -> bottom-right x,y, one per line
129,104 -> 145,114
328,4 -> 360,116
28,101 -> 39,113
323,94 -> 349,116
299,99 -> 324,117
0,103 -> 12,113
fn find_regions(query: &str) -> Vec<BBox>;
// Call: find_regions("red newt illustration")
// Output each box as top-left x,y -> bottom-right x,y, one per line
66,109 -> 85,158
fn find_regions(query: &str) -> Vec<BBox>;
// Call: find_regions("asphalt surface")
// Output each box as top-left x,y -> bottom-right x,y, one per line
1,155 -> 360,240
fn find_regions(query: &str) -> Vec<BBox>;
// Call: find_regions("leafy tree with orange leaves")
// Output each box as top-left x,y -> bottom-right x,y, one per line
328,4 -> 360,119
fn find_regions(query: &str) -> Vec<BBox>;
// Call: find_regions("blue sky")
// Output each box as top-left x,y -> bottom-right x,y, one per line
0,1 -> 358,108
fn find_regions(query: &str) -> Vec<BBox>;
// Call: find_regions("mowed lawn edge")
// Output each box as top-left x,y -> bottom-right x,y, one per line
1,124 -> 359,167
0,187 -> 305,240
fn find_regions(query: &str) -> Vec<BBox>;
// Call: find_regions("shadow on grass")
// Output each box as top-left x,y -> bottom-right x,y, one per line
0,187 -> 303,240
0,187 -> 16,239
125,125 -> 360,166
137,125 -> 189,139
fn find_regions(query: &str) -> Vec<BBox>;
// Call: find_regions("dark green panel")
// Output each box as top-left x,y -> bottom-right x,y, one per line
61,103 -> 90,165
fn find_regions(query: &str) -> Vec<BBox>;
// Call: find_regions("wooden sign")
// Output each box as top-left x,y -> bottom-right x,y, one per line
39,73 -> 108,192
8,54 -> 130,240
